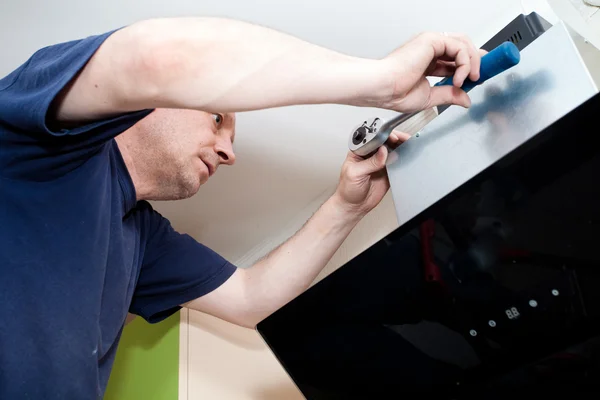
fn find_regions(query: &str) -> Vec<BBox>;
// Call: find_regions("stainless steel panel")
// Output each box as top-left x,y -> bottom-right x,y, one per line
386,21 -> 598,226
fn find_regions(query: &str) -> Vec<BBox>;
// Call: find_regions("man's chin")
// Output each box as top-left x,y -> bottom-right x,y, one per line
177,179 -> 203,200
148,179 -> 202,202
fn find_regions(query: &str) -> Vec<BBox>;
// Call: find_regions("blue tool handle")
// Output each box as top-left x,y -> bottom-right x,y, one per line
434,41 -> 520,92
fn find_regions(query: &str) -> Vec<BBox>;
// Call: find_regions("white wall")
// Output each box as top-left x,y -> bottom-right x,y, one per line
5,1 -> 587,399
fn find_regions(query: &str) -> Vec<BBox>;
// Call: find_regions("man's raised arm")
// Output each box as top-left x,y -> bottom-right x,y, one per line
52,17 -> 481,124
52,17 -> 382,124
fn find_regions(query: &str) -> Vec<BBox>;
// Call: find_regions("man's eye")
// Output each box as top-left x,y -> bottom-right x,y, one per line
213,114 -> 223,125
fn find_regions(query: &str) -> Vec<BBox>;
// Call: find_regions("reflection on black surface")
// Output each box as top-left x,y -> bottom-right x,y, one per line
257,93 -> 600,398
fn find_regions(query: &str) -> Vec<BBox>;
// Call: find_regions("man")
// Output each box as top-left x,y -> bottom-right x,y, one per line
0,16 -> 482,398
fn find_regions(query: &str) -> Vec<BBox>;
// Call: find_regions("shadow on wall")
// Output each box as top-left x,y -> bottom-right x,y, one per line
104,313 -> 180,400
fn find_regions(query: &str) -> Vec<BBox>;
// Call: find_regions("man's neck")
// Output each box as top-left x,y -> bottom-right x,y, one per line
115,136 -> 154,202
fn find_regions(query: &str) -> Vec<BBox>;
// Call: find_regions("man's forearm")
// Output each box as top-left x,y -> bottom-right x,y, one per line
241,193 -> 362,323
127,17 -> 385,112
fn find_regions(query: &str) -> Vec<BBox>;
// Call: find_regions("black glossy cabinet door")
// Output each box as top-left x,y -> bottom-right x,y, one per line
257,93 -> 600,399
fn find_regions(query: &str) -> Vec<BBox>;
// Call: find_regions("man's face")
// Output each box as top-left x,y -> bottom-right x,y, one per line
134,108 -> 236,200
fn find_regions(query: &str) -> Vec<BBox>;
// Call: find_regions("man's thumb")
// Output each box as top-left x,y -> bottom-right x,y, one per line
355,146 -> 388,176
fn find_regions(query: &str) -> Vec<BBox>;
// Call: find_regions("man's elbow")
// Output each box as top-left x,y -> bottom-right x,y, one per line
227,308 -> 269,330
111,18 -> 193,108
183,268 -> 274,330
235,318 -> 259,330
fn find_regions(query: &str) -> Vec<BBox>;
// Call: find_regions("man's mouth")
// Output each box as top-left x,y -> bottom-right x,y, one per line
202,159 -> 215,176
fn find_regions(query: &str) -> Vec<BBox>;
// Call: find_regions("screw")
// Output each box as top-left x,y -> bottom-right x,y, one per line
488,320 -> 496,327
469,329 -> 477,337
529,300 -> 538,308
552,289 -> 559,296
415,132 -> 420,137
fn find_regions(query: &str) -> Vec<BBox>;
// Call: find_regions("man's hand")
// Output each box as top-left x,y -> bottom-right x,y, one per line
367,32 -> 484,113
333,131 -> 408,218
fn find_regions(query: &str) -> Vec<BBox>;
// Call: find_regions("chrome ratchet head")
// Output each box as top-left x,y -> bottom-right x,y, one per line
348,117 -> 390,157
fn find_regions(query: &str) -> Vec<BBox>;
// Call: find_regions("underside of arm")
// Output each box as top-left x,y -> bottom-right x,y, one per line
182,268 -> 256,328
51,17 -> 383,125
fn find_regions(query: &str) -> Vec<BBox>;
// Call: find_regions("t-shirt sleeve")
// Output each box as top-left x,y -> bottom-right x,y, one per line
0,29 -> 151,137
0,30 -> 153,179
130,207 -> 238,324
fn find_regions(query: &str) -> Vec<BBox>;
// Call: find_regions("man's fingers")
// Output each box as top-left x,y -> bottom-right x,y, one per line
427,32 -> 483,86
428,60 -> 456,77
351,146 -> 388,177
390,130 -> 411,143
453,46 -> 471,88
455,34 -> 480,82
442,32 -> 481,82
386,131 -> 410,151
346,132 -> 407,176
427,85 -> 471,109
432,48 -> 487,79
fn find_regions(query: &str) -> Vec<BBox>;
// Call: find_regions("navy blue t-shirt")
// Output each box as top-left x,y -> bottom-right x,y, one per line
0,30 -> 237,398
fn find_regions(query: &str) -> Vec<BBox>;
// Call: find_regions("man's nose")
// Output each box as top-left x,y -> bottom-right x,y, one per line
216,140 -> 236,166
